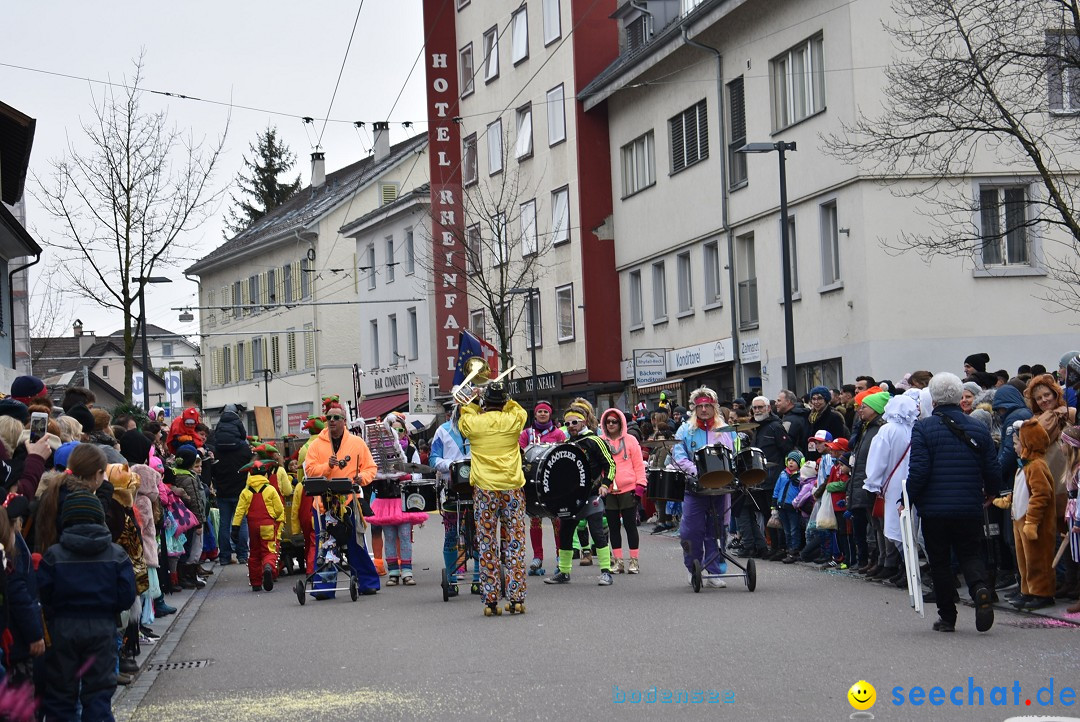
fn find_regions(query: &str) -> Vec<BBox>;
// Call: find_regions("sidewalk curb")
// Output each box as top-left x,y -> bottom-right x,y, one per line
112,570 -> 221,721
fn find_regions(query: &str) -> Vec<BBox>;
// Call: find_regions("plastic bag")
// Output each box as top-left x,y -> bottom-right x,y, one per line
815,495 -> 838,530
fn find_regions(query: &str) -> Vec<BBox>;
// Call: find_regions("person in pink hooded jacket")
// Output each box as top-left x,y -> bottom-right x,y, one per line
600,408 -> 646,573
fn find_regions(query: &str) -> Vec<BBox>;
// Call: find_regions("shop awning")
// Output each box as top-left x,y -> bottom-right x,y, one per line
636,378 -> 684,393
358,393 -> 409,420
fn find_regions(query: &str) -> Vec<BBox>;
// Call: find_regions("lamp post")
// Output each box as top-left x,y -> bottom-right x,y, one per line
133,276 -> 172,412
737,141 -> 797,393
508,287 -> 539,407
255,368 -> 273,408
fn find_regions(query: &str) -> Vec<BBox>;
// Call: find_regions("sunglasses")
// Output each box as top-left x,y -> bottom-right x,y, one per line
327,415 -> 346,421
605,418 -> 620,424
565,419 -> 584,426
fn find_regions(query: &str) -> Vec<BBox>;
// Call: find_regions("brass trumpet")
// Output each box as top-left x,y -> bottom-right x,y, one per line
451,357 -> 516,405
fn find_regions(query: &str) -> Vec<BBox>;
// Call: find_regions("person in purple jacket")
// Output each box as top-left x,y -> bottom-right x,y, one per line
519,401 -> 566,575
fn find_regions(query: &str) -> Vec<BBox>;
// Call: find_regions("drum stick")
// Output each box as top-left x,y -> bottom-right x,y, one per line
1053,534 -> 1070,567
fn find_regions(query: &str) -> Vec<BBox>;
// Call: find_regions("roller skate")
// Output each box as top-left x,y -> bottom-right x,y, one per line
528,558 -> 545,576
504,600 -> 526,614
483,601 -> 503,616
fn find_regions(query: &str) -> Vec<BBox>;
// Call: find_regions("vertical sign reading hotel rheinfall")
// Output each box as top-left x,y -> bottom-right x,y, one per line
423,0 -> 466,392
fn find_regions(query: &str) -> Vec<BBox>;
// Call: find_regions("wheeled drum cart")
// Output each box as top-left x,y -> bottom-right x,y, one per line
293,477 -> 362,605
685,472 -> 757,593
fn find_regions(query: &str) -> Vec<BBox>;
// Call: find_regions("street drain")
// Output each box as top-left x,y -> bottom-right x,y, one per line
150,659 -> 211,671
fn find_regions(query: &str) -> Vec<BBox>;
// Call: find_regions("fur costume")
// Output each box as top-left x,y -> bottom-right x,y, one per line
1013,419 -> 1058,599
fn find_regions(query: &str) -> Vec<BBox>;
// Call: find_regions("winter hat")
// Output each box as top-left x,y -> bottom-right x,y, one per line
799,461 -> 818,481
174,445 -> 198,470
970,408 -> 993,432
53,441 -> 80,470
119,429 -> 152,466
68,404 -> 95,435
964,353 -> 990,373
673,405 -> 687,417
0,397 -> 29,424
862,392 -> 890,416
303,415 -> 327,434
321,395 -> 341,414
1060,351 -> 1080,369
809,386 -> 832,403
9,375 -> 45,404
962,381 -> 981,398
785,450 -> 805,466
4,494 -> 30,525
61,490 -> 105,529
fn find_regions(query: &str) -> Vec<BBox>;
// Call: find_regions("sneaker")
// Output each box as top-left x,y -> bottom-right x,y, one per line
627,558 -> 639,574
139,633 -> 156,646
579,550 -> 593,566
598,571 -> 613,586
447,585 -> 459,598
262,564 -> 275,591
401,574 -> 416,586
529,557 -> 543,572
386,575 -> 399,586
1020,595 -> 1056,611
974,585 -> 995,631
687,571 -> 694,586
544,572 -> 571,585
613,558 -> 625,574
782,554 -> 797,564
704,577 -> 727,588
140,626 -> 160,640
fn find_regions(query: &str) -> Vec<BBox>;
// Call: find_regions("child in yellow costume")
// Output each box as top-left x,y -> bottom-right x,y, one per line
232,459 -> 286,592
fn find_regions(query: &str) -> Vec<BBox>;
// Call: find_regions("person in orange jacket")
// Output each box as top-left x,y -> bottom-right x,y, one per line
232,459 -> 285,592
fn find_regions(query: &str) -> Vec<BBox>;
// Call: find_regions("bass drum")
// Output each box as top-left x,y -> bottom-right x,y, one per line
522,443 -> 591,518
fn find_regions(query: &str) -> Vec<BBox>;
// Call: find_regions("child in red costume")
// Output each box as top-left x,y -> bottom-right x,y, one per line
165,407 -> 203,454
231,459 -> 286,592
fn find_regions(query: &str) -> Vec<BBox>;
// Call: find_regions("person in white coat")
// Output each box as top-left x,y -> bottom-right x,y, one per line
863,395 -> 920,575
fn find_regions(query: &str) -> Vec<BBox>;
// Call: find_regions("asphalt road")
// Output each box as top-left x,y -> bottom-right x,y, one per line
122,519 -> 1080,721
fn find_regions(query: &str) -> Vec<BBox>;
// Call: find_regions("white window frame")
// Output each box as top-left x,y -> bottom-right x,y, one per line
370,320 -> 380,370
652,261 -> 668,323
621,131 -> 655,198
547,84 -> 566,146
483,25 -> 500,82
459,43 -> 475,98
463,133 -> 478,186
386,236 -> 396,283
629,270 -> 643,329
974,180 -> 1045,277
493,212 -> 510,266
407,307 -> 419,360
543,0 -> 562,46
520,199 -> 538,256
511,6 -> 529,65
781,215 -> 800,298
487,119 -> 503,175
676,251 -> 693,316
367,244 -> 377,290
466,223 -> 482,274
1047,32 -> 1080,112
405,227 -> 415,275
515,104 -> 533,160
389,314 -> 399,365
819,201 -> 842,291
551,186 -> 570,245
703,240 -> 723,309
470,308 -> 486,340
771,34 -> 826,131
555,284 -> 575,342
524,293 -> 542,349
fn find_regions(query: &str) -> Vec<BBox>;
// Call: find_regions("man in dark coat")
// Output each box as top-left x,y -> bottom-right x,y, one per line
908,372 -> 1000,633
211,446 -> 253,565
748,396 -> 793,560
775,390 -> 810,457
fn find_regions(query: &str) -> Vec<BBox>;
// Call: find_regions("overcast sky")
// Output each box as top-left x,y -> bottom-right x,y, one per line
3,1 -> 427,346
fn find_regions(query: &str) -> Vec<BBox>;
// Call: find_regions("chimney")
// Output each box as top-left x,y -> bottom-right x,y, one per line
310,151 -> 326,188
73,319 -> 83,337
373,121 -> 390,162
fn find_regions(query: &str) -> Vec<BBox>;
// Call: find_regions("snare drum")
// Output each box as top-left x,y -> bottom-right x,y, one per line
522,443 -> 591,518
695,445 -> 735,488
401,480 -> 438,513
372,477 -> 402,498
646,468 -> 686,502
448,459 -> 472,497
735,447 -> 767,486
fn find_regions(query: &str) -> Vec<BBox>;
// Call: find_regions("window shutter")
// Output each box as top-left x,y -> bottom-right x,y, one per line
241,282 -> 250,314
729,77 -> 746,144
232,345 -> 239,381
260,273 -> 268,309
208,289 -> 216,328
271,335 -> 281,373
292,261 -> 302,301
210,349 -> 218,386
671,115 -> 686,172
245,342 -> 253,379
696,100 -> 709,159
381,183 -> 398,206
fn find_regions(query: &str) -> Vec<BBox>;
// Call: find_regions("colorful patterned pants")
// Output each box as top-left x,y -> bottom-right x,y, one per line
474,487 -> 527,605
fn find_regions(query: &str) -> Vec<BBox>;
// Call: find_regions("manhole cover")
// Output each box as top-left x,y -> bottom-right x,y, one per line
149,659 -> 211,671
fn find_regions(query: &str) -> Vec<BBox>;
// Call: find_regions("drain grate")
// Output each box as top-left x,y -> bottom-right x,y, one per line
149,659 -> 211,671
1001,618 -> 1080,629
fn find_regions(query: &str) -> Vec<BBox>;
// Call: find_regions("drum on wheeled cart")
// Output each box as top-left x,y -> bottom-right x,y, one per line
683,453 -> 758,594
439,460 -> 478,602
292,477 -> 362,605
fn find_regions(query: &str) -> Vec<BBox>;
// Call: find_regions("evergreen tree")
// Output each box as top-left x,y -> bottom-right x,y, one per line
224,126 -> 301,237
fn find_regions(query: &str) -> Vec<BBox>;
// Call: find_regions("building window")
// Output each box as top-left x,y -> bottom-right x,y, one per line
626,15 -> 651,52
389,314 -> 399,364
703,240 -> 723,307
520,199 -> 538,256
1047,33 -> 1080,111
652,261 -> 667,322
783,215 -> 799,295
463,133 -> 478,186
515,104 -> 533,159
101,365 -> 108,378
727,77 -> 747,187
232,280 -> 242,318
223,345 -> 233,383
677,251 -> 693,314
270,335 -> 280,374
555,284 -> 575,341
470,309 -> 486,340
161,341 -> 174,358
487,119 -> 503,175
547,84 -> 566,145
370,320 -> 380,370
386,236 -> 396,283
543,0 -> 561,45
493,212 -> 510,265
669,99 -> 709,173
621,131 -> 655,197
237,341 -> 247,380
771,34 -> 825,130
300,258 -> 311,299
523,293 -> 542,349
512,6 -> 529,65
367,244 -> 377,290
405,228 -> 415,274
287,330 -> 296,371
819,201 -> 841,287
795,357 -> 844,397
253,336 -> 264,373
629,270 -> 643,327
457,0 -> 469,9
407,307 -> 419,360
282,264 -> 293,304
979,185 -> 1031,266
466,224 -> 482,274
459,43 -> 475,98
483,25 -> 499,82
551,186 -> 570,244
248,275 -> 260,314
737,232 -> 758,329
267,268 -> 277,302
304,323 -> 315,369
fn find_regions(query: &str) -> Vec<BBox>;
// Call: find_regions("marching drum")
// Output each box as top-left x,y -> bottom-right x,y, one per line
401,480 -> 439,513
734,448 -> 767,486
694,445 -> 735,488
646,468 -> 686,502
685,474 -> 731,496
448,459 -> 473,497
522,443 -> 591,518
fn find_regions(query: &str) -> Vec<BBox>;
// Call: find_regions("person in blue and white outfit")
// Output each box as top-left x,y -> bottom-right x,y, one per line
430,404 -> 477,597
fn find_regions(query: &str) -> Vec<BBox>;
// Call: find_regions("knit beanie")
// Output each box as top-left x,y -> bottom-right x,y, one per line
61,490 -> 105,529
119,429 -> 152,466
174,446 -> 198,470
809,386 -> 832,403
799,460 -> 818,481
862,391 -> 890,416
68,404 -> 95,435
1060,351 -> 1080,369
786,450 -> 805,466
962,381 -> 981,398
964,353 -> 990,373
9,375 -> 45,404
53,441 -> 80,469
0,398 -> 29,424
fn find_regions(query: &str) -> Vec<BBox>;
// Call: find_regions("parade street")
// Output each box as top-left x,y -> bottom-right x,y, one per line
114,522 -> 1080,721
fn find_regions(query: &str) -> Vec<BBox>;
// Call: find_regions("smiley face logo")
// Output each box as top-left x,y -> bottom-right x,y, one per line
848,680 -> 876,710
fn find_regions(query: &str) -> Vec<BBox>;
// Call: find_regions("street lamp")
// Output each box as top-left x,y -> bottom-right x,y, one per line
133,276 -> 172,412
737,141 -> 797,393
254,368 -> 273,408
508,287 -> 539,407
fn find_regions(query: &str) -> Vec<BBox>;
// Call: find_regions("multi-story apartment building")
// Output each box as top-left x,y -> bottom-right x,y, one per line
583,0 -> 1080,403
187,130 -> 429,433
422,0 -> 624,409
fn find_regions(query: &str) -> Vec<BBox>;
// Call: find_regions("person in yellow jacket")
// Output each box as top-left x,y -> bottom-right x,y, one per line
231,459 -> 286,592
458,383 -> 528,615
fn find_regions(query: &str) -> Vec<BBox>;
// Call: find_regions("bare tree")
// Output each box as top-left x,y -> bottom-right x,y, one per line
35,54 -> 228,399
421,130 -> 553,368
825,0 -> 1080,308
